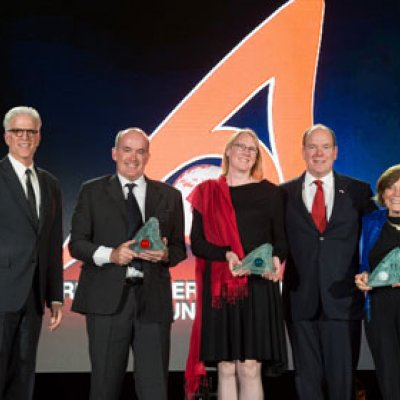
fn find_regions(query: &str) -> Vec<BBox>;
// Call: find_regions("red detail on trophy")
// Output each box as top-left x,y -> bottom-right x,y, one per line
140,238 -> 151,249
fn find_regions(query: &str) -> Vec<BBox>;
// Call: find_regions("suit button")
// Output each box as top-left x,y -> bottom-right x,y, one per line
319,236 -> 324,241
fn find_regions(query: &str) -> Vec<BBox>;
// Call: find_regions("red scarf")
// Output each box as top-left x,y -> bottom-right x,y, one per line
185,176 -> 247,398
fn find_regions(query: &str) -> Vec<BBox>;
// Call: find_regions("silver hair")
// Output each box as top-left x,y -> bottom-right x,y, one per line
3,106 -> 42,130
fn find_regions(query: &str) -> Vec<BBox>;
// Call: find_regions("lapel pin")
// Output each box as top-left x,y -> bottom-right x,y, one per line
339,189 -> 345,194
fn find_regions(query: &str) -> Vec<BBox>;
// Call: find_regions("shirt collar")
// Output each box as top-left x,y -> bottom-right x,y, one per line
8,154 -> 35,178
305,170 -> 334,187
117,173 -> 146,189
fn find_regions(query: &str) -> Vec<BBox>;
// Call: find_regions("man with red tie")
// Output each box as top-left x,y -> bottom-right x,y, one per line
281,124 -> 376,400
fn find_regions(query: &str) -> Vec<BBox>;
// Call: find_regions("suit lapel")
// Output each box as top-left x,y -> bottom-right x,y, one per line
328,173 -> 349,226
293,174 -> 317,229
106,174 -> 128,221
144,178 -> 162,221
0,157 -> 38,230
36,168 -> 48,233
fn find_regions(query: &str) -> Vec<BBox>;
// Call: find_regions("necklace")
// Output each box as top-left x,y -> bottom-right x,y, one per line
387,220 -> 400,231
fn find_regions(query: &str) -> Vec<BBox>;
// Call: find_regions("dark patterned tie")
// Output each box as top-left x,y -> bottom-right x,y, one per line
25,169 -> 38,226
125,183 -> 143,239
311,179 -> 327,233
125,183 -> 143,274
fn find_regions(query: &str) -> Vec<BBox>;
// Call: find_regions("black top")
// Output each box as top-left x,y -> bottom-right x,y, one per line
369,216 -> 400,270
191,180 -> 288,262
230,180 -> 288,260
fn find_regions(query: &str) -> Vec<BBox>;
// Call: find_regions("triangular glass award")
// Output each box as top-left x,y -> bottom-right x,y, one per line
129,217 -> 167,253
367,247 -> 400,288
233,243 -> 274,275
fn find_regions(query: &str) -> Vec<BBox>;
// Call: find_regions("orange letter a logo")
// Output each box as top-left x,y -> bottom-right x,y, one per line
146,0 -> 325,184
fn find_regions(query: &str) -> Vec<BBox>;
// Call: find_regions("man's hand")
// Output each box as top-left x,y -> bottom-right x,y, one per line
48,303 -> 63,332
138,249 -> 168,263
137,237 -> 169,263
136,237 -> 168,263
110,240 -> 136,265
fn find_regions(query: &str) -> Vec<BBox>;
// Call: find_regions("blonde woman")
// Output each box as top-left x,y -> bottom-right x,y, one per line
185,129 -> 288,400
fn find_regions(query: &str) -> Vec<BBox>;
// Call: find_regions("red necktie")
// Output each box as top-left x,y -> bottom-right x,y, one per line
311,179 -> 327,233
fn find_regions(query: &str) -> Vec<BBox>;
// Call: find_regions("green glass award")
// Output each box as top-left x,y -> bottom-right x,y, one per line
233,243 -> 274,275
367,247 -> 400,288
129,217 -> 166,253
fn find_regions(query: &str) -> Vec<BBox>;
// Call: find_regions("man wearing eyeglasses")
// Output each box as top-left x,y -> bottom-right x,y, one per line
0,106 -> 63,400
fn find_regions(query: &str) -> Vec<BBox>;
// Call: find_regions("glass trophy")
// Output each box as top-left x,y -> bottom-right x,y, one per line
129,217 -> 166,253
367,247 -> 400,288
233,243 -> 274,275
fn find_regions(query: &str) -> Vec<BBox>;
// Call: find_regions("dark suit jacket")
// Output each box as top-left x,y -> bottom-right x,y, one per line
281,172 -> 376,321
0,156 -> 63,313
70,174 -> 186,323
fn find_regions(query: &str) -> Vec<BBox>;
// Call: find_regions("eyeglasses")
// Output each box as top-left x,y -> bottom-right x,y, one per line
232,143 -> 258,155
7,129 -> 39,138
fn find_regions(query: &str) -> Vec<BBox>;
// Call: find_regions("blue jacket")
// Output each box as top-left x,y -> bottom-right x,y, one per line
359,208 -> 388,320
360,208 -> 388,273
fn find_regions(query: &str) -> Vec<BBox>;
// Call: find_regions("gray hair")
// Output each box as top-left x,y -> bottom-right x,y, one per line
3,106 -> 42,130
114,127 -> 149,149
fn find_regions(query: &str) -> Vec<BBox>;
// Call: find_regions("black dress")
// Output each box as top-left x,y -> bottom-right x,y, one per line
190,180 -> 288,375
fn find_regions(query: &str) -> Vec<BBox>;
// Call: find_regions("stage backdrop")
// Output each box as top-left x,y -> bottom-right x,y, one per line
0,0 -> 399,371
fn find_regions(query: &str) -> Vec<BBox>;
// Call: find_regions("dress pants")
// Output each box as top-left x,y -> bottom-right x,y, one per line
86,284 -> 171,400
365,288 -> 400,400
0,289 -> 42,400
289,317 -> 361,400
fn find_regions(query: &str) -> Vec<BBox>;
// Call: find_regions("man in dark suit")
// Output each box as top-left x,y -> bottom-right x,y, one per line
0,106 -> 63,400
70,127 -> 186,400
281,124 -> 376,400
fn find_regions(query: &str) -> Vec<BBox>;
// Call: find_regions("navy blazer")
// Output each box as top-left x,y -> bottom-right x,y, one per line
0,156 -> 63,312
70,174 -> 187,323
281,172 -> 376,321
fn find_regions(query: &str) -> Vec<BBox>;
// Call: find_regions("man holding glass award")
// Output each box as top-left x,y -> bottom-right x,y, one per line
69,128 -> 186,400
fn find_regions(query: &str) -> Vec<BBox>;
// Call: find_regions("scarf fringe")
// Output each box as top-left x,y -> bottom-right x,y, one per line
212,283 -> 248,308
185,370 -> 208,400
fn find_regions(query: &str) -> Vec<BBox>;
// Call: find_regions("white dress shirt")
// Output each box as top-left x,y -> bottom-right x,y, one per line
302,171 -> 335,221
8,154 -> 41,217
92,174 -> 147,269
